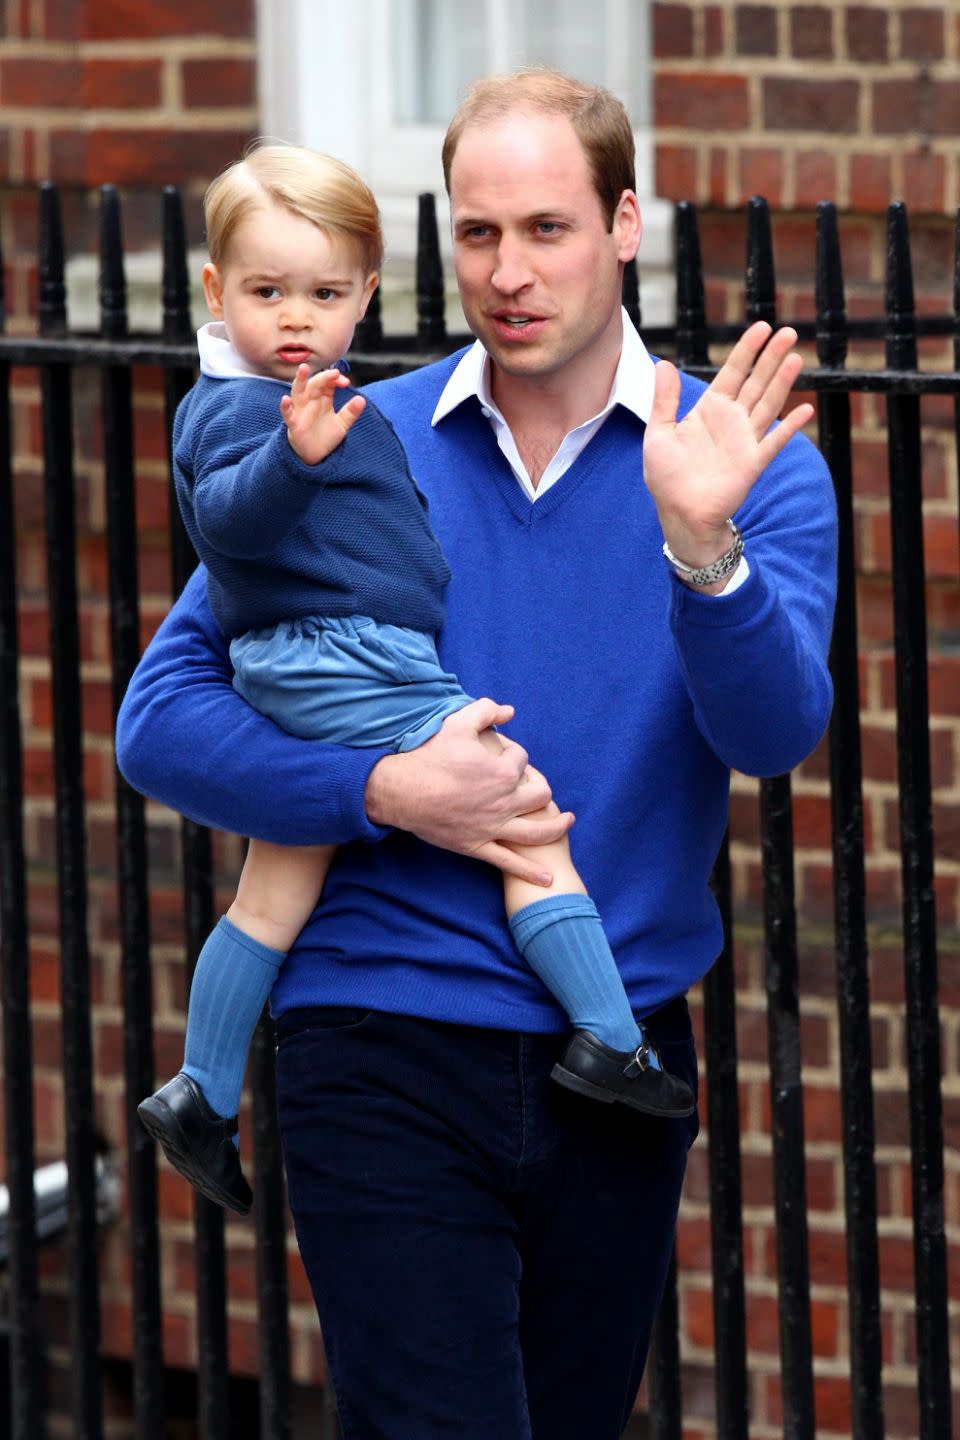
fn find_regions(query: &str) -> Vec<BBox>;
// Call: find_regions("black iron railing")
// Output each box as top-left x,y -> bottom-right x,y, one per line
0,184 -> 956,1440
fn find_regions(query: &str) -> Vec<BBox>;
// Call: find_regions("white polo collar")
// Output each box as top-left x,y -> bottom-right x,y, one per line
197,321 -> 289,386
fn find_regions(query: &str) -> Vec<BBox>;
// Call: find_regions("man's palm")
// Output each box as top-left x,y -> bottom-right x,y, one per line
644,323 -> 814,538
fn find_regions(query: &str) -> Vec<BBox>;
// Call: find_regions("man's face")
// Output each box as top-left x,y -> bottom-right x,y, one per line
449,109 -> 640,392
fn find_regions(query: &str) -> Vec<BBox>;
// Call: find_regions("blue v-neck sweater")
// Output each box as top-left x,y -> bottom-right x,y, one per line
117,348 -> 837,1028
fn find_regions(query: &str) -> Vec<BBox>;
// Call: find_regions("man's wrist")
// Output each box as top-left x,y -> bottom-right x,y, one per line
662,518 -> 744,587
659,513 -> 734,559
364,752 -> 403,829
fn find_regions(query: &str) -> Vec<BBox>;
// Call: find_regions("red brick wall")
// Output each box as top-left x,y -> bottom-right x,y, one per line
653,3 -> 958,219
0,0 -> 257,329
1,4 -> 958,1437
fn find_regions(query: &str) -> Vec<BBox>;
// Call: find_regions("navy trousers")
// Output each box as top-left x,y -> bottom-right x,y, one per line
275,996 -> 699,1440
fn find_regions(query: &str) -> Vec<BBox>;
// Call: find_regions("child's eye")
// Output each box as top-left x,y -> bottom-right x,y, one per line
255,286 -> 280,300
315,288 -> 336,301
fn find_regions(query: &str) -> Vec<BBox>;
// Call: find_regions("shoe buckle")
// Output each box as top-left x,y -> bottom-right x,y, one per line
623,1039 -> 651,1078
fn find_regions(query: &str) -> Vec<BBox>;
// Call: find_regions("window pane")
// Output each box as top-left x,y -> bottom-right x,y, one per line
393,0 -> 488,124
392,0 -> 648,127
516,0 -> 607,85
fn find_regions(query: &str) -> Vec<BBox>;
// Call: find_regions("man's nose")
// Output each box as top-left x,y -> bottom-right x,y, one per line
491,238 -> 534,294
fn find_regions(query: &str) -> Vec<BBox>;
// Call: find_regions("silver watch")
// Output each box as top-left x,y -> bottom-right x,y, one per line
662,519 -> 744,586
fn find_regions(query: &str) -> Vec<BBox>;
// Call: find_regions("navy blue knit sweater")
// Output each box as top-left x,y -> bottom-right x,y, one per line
172,374 -> 451,638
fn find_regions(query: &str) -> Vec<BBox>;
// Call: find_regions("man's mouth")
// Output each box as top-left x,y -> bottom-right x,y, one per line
488,312 -> 546,338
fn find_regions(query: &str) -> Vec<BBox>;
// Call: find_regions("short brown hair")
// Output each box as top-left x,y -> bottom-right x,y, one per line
204,142 -> 383,273
441,69 -> 635,231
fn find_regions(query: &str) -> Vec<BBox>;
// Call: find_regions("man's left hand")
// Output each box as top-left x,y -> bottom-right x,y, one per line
644,322 -> 814,578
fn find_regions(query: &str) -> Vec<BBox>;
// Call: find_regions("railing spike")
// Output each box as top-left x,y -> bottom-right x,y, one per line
162,185 -> 192,346
675,202 -> 709,366
745,194 -> 776,326
416,192 -> 446,351
953,208 -> 960,379
885,202 -> 916,370
38,182 -> 67,338
354,279 -> 383,353
621,256 -> 641,332
99,185 -> 128,342
815,202 -> 846,369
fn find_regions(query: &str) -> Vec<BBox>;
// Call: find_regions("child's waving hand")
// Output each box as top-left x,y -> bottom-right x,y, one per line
281,364 -> 367,466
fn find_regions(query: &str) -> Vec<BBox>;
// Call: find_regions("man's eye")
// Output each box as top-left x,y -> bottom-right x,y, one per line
460,226 -> 490,241
537,222 -> 561,235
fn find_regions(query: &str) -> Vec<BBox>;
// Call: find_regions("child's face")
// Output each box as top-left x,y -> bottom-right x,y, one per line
202,202 -> 378,382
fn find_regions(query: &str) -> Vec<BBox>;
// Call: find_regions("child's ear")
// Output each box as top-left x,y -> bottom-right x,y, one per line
359,271 -> 379,319
202,262 -> 225,319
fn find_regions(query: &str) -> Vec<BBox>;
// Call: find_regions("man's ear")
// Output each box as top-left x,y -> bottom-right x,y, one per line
613,190 -> 642,265
359,271 -> 379,319
202,262 -> 225,319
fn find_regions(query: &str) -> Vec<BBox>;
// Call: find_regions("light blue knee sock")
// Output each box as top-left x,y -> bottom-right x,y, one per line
509,894 -> 658,1061
182,915 -> 285,1123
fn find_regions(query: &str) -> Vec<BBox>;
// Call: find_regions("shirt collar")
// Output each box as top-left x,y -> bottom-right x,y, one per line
430,308 -> 656,430
196,320 -> 289,385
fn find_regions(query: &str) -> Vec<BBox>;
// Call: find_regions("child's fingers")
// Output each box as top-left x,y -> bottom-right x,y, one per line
305,368 -> 351,398
336,395 -> 366,433
289,363 -> 311,402
284,367 -> 349,429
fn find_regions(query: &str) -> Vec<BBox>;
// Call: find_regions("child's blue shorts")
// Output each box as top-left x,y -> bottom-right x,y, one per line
229,613 -> 475,753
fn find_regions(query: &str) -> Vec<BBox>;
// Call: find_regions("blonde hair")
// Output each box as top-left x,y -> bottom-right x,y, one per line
442,69 -> 635,232
204,142 -> 384,273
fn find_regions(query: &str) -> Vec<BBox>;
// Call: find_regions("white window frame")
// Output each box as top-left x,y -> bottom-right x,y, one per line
255,0 -> 668,272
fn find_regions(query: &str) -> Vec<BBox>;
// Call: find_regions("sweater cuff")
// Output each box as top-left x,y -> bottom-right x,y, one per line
269,423 -> 344,486
669,558 -> 773,630
338,745 -> 394,843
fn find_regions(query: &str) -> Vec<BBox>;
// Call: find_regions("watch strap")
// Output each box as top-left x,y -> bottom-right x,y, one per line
662,518 -> 744,586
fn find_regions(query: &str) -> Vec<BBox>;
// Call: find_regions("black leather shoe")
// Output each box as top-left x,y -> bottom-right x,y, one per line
137,1073 -> 253,1214
551,1030 -> 695,1118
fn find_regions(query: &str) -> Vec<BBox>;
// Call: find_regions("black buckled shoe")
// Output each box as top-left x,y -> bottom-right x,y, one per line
551,1030 -> 695,1118
137,1073 -> 253,1214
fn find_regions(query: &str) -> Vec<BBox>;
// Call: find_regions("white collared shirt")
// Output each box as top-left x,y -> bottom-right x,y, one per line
431,308 -> 748,593
432,308 -> 655,503
197,321 -> 290,385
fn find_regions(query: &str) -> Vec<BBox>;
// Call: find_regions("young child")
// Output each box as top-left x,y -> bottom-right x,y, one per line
136,143 -> 694,1214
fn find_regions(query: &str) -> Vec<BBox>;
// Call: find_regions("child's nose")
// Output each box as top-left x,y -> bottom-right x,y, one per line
280,302 -> 311,330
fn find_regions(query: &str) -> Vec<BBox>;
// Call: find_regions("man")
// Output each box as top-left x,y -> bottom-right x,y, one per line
117,70 -> 836,1439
